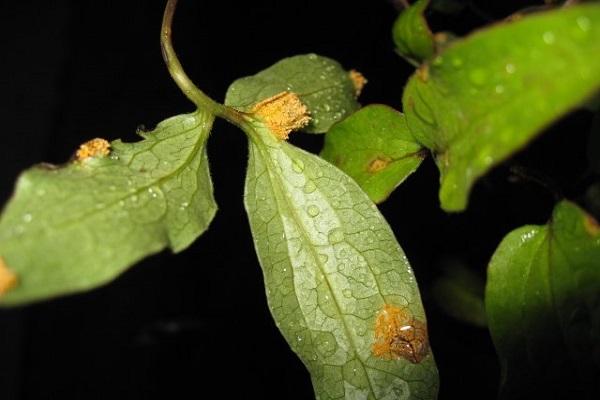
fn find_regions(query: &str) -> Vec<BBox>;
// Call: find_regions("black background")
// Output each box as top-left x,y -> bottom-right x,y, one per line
0,1 -> 595,399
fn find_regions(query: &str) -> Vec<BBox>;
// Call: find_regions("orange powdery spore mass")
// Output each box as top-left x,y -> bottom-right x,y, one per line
0,256 -> 18,296
251,91 -> 311,141
584,215 -> 600,237
368,157 -> 391,174
372,304 -> 429,363
75,138 -> 111,161
349,69 -> 367,97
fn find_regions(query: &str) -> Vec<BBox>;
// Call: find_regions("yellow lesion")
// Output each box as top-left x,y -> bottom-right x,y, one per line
368,157 -> 391,174
349,69 -> 368,97
583,215 -> 600,237
0,256 -> 18,296
416,64 -> 429,82
372,304 -> 429,363
75,138 -> 111,161
251,92 -> 311,141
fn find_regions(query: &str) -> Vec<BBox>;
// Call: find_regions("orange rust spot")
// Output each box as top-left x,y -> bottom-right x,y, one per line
251,91 -> 311,141
0,256 -> 18,296
368,157 -> 391,173
416,65 -> 429,82
372,304 -> 429,363
349,69 -> 367,97
584,215 -> 600,237
76,138 -> 111,161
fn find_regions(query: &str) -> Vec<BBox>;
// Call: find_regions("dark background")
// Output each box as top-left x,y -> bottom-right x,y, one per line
0,1 -> 595,399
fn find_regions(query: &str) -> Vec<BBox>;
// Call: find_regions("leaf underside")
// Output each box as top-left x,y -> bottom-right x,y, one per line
402,4 -> 600,211
393,0 -> 435,63
225,54 -> 360,134
244,123 -> 438,400
0,111 -> 217,306
486,201 -> 600,399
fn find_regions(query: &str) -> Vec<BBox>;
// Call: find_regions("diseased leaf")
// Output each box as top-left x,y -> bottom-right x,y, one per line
0,111 -> 217,306
402,4 -> 600,211
244,121 -> 438,399
321,105 -> 425,203
486,201 -> 600,399
393,0 -> 435,64
225,54 -> 360,133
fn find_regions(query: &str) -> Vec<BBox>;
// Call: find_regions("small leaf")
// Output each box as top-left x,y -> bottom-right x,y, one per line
486,201 -> 600,399
392,0 -> 435,64
225,54 -> 360,133
0,111 -> 217,306
431,260 -> 487,328
402,4 -> 600,211
244,121 -> 438,399
321,105 -> 425,203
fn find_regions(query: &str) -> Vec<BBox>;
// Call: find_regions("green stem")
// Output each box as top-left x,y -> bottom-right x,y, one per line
161,0 -> 244,124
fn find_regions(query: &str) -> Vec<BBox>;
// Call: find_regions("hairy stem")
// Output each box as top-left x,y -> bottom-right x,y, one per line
161,0 -> 243,124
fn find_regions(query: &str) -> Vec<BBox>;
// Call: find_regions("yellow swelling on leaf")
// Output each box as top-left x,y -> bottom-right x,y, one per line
0,256 -> 18,296
251,92 -> 311,140
75,138 -> 111,161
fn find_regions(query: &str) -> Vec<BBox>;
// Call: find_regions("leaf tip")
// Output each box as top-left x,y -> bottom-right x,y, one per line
349,69 -> 368,97
372,304 -> 429,363
75,138 -> 111,161
251,91 -> 311,140
0,257 -> 18,297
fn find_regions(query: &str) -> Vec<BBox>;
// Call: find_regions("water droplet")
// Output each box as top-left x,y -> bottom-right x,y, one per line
109,185 -> 116,191
110,154 -> 120,161
576,16 -> 591,32
303,181 -> 317,194
468,69 -> 487,86
118,200 -> 125,207
328,228 -> 344,244
36,189 -> 46,197
291,159 -> 305,173
148,188 -> 158,198
180,202 -> 189,210
307,205 -> 320,217
297,335 -> 303,342
342,289 -> 352,298
131,195 -> 138,203
495,84 -> 505,94
542,31 -> 555,44
283,267 -> 287,272
22,213 -> 32,223
323,104 -> 331,111
505,63 -> 516,74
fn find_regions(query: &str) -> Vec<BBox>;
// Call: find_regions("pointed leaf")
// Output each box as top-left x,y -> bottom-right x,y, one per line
393,0 -> 435,63
225,54 -> 360,133
402,4 -> 600,211
0,111 -> 217,306
321,105 -> 425,203
244,123 -> 438,399
486,201 -> 600,399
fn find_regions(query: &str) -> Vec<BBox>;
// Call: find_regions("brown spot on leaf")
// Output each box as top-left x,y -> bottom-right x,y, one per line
584,215 -> 600,237
76,138 -> 111,161
349,69 -> 367,97
416,65 -> 429,82
0,257 -> 18,296
251,91 -> 311,141
368,157 -> 391,174
372,304 -> 429,363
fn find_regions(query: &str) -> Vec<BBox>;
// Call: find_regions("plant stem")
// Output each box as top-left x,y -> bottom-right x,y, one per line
161,0 -> 243,124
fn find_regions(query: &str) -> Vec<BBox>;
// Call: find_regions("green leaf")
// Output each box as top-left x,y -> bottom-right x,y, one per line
225,54 -> 360,133
244,122 -> 438,399
402,4 -> 600,211
431,260 -> 486,328
486,201 -> 600,399
392,0 -> 435,64
0,111 -> 217,306
320,105 -> 425,203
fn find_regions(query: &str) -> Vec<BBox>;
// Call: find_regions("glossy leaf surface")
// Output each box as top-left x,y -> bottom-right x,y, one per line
321,105 -> 424,203
402,4 -> 600,211
0,111 -> 217,305
486,201 -> 600,399
225,54 -> 360,133
392,0 -> 435,63
244,122 -> 438,399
